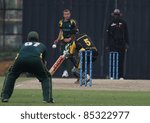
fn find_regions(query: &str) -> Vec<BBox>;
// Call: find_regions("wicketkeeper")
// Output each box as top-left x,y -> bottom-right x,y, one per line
1,31 -> 54,103
68,33 -> 98,84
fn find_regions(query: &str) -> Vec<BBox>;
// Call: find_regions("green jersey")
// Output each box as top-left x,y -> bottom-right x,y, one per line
18,41 -> 48,61
59,19 -> 78,39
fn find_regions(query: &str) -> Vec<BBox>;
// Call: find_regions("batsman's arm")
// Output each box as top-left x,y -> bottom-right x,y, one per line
69,41 -> 76,55
67,41 -> 79,67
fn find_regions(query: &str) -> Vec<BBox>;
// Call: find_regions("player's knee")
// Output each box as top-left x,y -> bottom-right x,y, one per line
71,67 -> 77,74
38,76 -> 49,83
71,67 -> 80,77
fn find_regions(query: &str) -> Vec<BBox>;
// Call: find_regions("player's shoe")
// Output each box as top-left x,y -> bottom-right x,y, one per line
43,98 -> 55,103
1,98 -> 9,103
62,70 -> 69,78
119,78 -> 124,80
87,74 -> 90,81
74,78 -> 79,84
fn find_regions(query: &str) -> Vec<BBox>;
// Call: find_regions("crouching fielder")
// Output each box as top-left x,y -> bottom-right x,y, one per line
1,31 -> 54,103
68,33 -> 98,84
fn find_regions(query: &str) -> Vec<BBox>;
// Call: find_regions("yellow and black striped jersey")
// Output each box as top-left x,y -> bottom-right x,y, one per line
59,19 -> 78,39
69,34 -> 97,55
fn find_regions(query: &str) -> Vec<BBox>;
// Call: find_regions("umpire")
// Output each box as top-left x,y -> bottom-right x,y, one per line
1,31 -> 54,103
106,9 -> 129,79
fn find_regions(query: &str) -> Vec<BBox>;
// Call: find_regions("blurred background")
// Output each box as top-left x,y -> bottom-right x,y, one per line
0,0 -> 150,79
0,0 -> 22,50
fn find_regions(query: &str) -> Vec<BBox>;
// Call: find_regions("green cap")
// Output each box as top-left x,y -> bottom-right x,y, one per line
27,31 -> 39,41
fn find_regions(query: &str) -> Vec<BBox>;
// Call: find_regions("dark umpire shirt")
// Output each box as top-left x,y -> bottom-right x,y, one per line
106,18 -> 129,50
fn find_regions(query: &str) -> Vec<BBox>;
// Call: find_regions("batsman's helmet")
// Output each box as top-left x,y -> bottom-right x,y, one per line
27,31 -> 39,41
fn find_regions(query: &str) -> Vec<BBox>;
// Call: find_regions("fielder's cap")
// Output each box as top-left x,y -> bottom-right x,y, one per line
27,31 -> 39,41
111,9 -> 122,16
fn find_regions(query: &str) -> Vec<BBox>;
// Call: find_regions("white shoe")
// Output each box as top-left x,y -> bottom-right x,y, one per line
87,74 -> 90,81
62,70 -> 69,78
119,78 -> 124,80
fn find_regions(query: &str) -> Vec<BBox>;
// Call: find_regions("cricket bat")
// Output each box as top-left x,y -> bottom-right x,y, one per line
49,55 -> 65,76
49,42 -> 71,76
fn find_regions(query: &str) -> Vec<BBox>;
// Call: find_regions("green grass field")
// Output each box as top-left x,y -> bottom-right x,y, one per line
0,77 -> 150,106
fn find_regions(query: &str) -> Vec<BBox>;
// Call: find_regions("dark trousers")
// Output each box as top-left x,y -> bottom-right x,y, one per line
118,50 -> 125,78
71,50 -> 98,78
1,56 -> 52,101
80,50 -> 98,71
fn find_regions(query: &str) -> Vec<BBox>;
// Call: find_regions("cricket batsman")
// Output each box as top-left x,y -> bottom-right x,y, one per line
68,33 -> 98,84
53,9 -> 79,77
1,31 -> 54,103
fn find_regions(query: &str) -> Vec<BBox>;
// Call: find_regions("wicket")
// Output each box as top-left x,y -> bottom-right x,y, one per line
109,52 -> 119,79
80,50 -> 93,86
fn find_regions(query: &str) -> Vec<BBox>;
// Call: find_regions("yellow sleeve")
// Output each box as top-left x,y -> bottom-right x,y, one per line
69,41 -> 76,55
59,20 -> 64,40
70,19 -> 77,26
59,20 -> 63,29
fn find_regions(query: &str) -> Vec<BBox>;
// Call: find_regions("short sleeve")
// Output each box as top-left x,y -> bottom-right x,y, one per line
70,19 -> 77,27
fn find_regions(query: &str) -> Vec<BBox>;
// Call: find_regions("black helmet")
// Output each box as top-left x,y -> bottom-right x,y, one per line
27,31 -> 39,41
